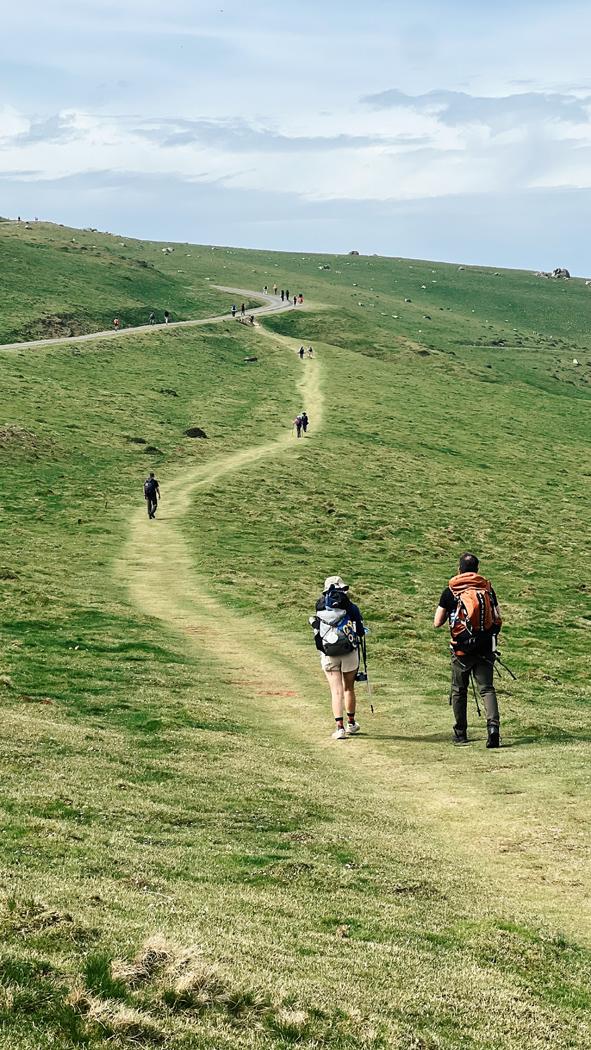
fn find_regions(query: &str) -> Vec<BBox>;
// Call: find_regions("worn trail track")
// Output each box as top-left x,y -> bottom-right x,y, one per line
114,306 -> 591,946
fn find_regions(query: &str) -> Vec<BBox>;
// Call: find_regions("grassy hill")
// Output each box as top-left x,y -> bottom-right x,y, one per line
0,222 -> 590,1049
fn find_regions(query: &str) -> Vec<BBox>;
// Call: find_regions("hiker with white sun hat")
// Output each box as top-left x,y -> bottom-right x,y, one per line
309,576 -> 366,740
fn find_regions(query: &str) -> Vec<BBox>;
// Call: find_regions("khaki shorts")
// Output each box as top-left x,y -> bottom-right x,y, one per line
321,650 -> 360,674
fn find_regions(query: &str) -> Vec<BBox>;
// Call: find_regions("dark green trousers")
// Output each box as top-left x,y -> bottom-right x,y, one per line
451,653 -> 500,732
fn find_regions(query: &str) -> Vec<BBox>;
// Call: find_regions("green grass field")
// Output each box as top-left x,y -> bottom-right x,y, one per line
0,221 -> 590,1048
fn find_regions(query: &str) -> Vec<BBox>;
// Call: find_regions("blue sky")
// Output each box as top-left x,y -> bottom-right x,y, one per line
1,0 -> 591,270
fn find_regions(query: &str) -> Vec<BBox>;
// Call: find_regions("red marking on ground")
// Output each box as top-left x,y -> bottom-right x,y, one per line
256,690 -> 298,697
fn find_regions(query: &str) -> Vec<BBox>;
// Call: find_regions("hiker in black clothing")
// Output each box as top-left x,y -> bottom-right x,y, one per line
301,411 -> 309,433
434,552 -> 502,748
281,290 -> 285,301
164,310 -> 170,324
144,472 -> 160,519
240,302 -> 246,316
299,346 -> 305,359
285,288 -> 290,301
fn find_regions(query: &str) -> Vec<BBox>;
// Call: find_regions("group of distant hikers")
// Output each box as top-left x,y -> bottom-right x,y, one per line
293,411 -> 309,438
113,311 -> 171,330
231,304 -> 256,325
265,285 -> 304,305
310,554 -> 504,747
113,276 -> 303,336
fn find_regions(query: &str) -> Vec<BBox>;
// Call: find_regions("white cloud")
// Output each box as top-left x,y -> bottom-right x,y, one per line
0,105 -> 30,142
2,87 -> 591,205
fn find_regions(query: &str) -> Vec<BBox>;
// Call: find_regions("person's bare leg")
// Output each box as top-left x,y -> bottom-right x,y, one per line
343,670 -> 358,721
324,670 -> 345,721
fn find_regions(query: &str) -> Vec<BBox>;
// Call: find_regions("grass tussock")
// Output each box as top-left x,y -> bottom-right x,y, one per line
112,935 -> 174,986
86,998 -> 166,1044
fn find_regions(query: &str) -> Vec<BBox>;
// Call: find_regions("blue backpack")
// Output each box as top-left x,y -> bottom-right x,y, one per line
315,587 -> 358,656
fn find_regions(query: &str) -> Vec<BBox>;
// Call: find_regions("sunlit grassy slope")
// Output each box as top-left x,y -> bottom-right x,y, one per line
0,223 -> 589,1048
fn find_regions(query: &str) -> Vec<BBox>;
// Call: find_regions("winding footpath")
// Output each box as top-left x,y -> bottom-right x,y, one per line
119,330 -> 323,714
0,286 -> 294,352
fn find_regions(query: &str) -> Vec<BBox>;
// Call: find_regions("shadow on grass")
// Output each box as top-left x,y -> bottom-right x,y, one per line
375,728 -> 591,748
503,731 -> 591,748
375,731 -> 455,744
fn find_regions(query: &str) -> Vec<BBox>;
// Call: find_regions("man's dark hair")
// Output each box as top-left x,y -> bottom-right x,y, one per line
149,472 -> 155,478
459,552 -> 479,573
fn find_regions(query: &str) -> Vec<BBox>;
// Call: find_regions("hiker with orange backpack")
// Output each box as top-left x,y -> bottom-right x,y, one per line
434,552 -> 502,748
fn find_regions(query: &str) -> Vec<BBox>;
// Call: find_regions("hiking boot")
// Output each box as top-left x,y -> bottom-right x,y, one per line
332,726 -> 346,741
345,721 -> 361,736
486,729 -> 500,749
453,728 -> 469,746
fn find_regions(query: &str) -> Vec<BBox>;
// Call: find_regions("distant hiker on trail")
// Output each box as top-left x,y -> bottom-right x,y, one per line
273,284 -> 278,295
285,288 -> 290,300
309,576 -> 365,739
232,304 -> 237,317
301,411 -> 309,433
308,346 -> 313,357
241,302 -> 246,316
434,552 -> 502,748
249,314 -> 255,325
263,285 -> 268,294
113,318 -> 120,330
148,312 -> 156,325
293,295 -> 297,306
299,346 -> 305,359
281,290 -> 285,301
144,472 -> 160,520
298,294 -> 304,304
293,414 -> 303,438
164,310 -> 170,324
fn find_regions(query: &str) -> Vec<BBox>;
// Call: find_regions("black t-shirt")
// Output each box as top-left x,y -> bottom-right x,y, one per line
439,586 -> 498,615
144,477 -> 159,497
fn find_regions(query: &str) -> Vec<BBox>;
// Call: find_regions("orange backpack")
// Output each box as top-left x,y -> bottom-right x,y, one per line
448,573 -> 501,656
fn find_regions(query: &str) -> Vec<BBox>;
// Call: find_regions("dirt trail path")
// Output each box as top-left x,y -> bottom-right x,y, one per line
117,326 -> 591,945
0,286 -> 297,352
120,331 -> 324,728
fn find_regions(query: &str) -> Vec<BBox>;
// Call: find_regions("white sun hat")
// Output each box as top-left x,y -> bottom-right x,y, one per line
323,575 -> 349,592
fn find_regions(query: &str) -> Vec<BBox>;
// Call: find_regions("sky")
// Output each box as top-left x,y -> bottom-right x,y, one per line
1,0 -> 591,271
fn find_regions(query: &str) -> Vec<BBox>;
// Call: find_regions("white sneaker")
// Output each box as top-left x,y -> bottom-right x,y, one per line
332,726 -> 346,740
345,721 -> 361,735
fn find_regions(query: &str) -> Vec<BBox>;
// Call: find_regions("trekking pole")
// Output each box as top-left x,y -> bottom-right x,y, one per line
470,671 -> 482,718
495,655 -> 517,680
361,635 -> 374,715
483,652 -> 518,682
